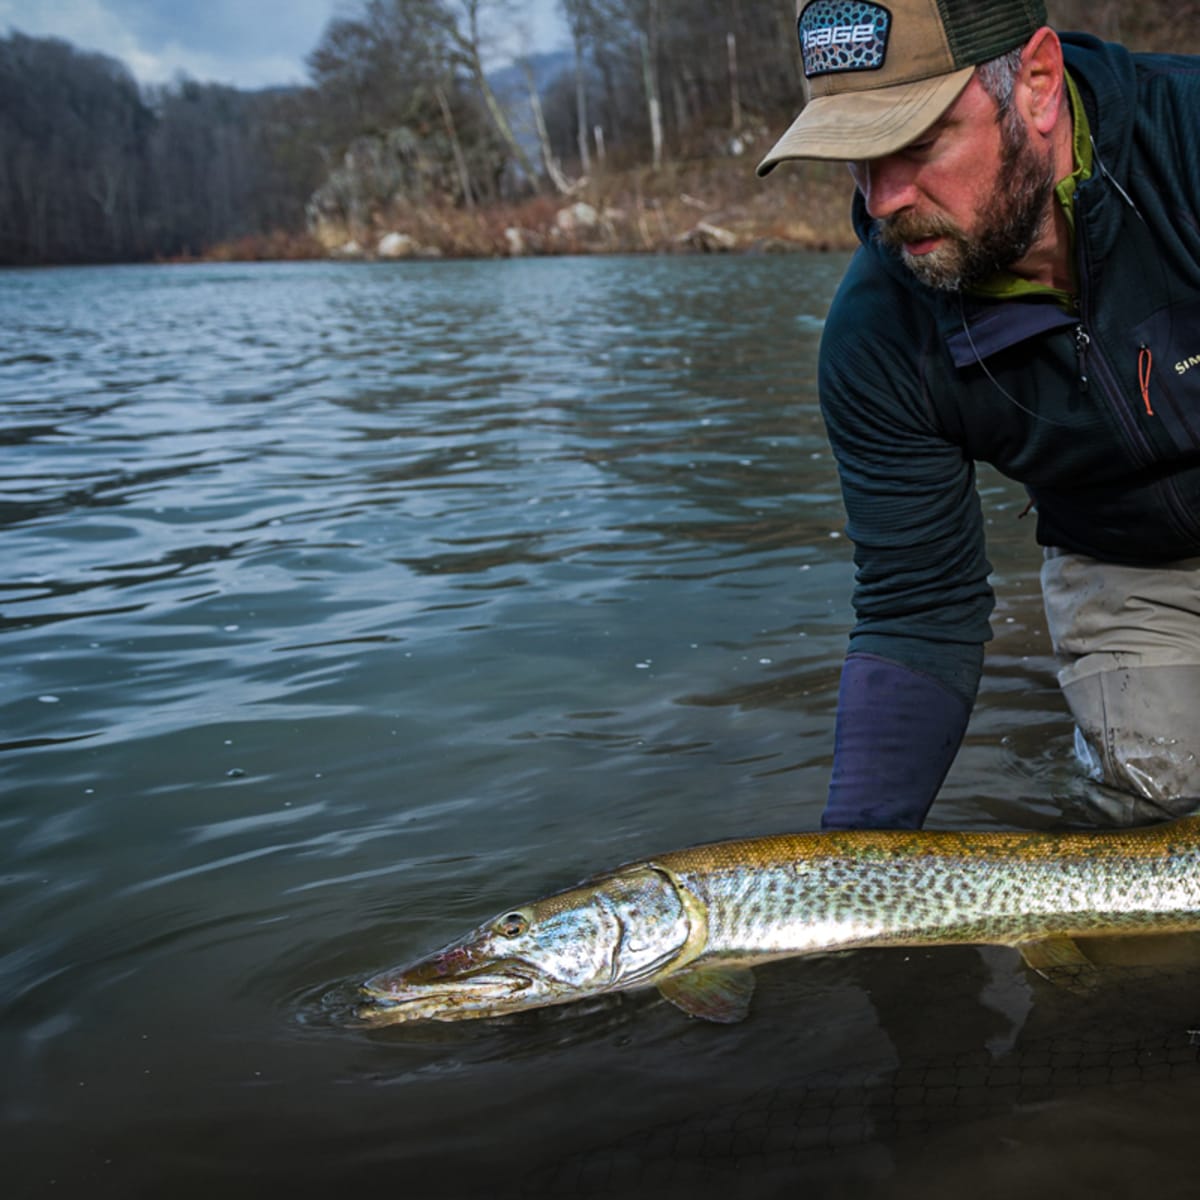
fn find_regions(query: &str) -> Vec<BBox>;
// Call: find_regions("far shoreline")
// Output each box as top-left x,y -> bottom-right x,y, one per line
3,160 -> 861,269
194,158 -> 860,267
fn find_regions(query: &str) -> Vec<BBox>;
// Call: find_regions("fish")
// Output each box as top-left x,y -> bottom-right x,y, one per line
357,816 -> 1200,1025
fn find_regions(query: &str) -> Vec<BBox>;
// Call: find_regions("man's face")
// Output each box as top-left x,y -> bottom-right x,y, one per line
848,74 -> 1056,291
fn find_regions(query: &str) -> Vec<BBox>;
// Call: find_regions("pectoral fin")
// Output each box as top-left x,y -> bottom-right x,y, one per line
1019,936 -> 1101,994
658,966 -> 756,1023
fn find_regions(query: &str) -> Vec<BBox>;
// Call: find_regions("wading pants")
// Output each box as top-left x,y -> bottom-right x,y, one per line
1042,549 -> 1200,824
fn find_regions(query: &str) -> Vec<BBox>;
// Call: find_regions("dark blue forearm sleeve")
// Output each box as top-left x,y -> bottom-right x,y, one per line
821,652 -> 972,830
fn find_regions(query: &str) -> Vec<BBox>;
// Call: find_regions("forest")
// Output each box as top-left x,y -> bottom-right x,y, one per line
1,0 -> 1197,266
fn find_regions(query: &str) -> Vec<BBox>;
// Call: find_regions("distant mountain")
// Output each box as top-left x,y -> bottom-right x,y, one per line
486,48 -> 572,104
487,49 -> 573,161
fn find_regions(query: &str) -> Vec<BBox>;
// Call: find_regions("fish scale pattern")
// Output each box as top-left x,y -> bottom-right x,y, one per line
659,823 -> 1200,956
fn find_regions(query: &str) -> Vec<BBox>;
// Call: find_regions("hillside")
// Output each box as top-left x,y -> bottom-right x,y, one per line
4,1 -> 1197,266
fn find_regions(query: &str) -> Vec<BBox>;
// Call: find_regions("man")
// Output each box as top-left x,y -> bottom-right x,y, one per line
758,0 -> 1200,829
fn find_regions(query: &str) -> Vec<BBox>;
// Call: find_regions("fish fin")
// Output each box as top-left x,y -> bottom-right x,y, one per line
1018,936 -> 1101,994
658,967 -> 756,1024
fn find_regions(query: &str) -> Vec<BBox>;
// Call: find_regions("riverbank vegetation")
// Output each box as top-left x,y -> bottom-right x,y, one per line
1,1 -> 1194,266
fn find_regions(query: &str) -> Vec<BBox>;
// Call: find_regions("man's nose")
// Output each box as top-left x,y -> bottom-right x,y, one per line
850,157 -> 918,220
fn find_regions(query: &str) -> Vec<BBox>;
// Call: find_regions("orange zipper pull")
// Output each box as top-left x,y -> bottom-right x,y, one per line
1138,344 -> 1154,416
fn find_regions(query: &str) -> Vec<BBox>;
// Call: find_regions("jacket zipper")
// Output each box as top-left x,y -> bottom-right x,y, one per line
1076,241 -> 1153,468
1078,323 -> 1151,466
1074,326 -> 1090,394
1076,228 -> 1200,542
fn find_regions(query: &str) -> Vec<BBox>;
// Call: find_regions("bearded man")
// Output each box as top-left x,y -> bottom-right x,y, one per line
759,0 -> 1200,828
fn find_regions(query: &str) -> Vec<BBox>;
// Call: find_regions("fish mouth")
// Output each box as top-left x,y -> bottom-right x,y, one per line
356,961 -> 547,1024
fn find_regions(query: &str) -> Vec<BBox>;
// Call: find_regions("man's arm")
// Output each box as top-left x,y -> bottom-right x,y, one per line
818,255 -> 994,827
822,651 -> 975,829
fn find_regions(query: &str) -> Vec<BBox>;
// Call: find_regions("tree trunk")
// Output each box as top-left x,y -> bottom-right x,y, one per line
472,59 -> 539,185
524,63 -> 572,194
574,34 -> 590,174
640,31 -> 663,169
434,83 -> 475,208
728,32 -> 741,131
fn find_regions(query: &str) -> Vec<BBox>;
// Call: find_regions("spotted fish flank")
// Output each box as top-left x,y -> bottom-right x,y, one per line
358,817 -> 1200,1025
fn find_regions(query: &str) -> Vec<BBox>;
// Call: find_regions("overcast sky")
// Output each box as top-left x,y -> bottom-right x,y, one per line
0,0 -> 567,89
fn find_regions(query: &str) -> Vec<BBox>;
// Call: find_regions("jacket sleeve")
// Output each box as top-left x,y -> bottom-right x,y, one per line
822,653 -> 971,829
817,251 -> 994,826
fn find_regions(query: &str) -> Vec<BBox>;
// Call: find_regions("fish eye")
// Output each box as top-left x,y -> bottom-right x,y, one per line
495,912 -> 528,938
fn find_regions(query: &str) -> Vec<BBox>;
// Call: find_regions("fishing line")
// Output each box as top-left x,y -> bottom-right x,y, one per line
956,290 -> 1080,429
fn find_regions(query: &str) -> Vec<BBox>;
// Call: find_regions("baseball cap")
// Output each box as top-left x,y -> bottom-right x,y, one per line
757,0 -> 1048,174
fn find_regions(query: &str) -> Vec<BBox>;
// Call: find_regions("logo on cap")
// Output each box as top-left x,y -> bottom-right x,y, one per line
798,0 -> 891,79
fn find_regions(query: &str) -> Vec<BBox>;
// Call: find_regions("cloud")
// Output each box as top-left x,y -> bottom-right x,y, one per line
0,0 -> 566,89
0,0 -> 336,88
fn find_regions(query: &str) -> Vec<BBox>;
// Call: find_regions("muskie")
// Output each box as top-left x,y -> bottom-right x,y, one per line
359,817 -> 1200,1025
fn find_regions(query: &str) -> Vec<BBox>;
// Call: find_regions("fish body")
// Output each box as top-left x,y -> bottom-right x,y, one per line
359,816 -> 1200,1025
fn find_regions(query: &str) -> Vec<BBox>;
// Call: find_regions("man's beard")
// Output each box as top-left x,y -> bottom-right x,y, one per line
876,109 -> 1056,292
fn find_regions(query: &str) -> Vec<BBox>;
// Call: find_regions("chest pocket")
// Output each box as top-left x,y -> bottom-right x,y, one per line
1134,297 -> 1200,455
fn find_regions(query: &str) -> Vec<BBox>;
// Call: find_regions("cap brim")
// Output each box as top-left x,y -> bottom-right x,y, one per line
756,66 -> 975,175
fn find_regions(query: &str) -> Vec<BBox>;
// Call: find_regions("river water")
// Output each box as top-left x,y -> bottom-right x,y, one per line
3,257 -> 1198,1198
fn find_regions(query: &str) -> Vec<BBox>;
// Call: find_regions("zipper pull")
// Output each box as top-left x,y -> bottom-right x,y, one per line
1138,344 -> 1154,415
1075,326 -> 1091,393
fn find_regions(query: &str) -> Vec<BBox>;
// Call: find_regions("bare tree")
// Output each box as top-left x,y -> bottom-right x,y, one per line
561,0 -> 593,172
436,0 -> 540,185
434,83 -> 476,207
637,0 -> 664,167
523,61 -> 572,192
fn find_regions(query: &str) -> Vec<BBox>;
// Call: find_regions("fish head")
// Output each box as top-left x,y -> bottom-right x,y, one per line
358,863 -> 698,1023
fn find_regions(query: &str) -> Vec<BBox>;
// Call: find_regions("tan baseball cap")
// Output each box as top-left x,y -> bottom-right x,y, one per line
758,0 -> 1048,174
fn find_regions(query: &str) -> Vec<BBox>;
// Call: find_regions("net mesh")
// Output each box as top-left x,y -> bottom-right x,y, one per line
516,958 -> 1200,1197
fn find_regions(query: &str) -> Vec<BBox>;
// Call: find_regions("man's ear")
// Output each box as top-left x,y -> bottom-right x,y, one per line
1020,27 -> 1066,137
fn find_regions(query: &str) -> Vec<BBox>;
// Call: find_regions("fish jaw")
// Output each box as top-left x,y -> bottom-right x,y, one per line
358,955 -> 557,1024
356,913 -> 588,1023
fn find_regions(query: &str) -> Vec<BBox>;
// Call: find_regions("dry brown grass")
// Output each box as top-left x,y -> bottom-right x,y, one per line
287,154 -> 858,262
177,229 -> 326,262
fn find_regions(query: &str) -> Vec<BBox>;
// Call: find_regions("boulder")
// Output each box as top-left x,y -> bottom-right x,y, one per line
555,201 -> 600,235
677,222 -> 739,253
378,232 -> 418,258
